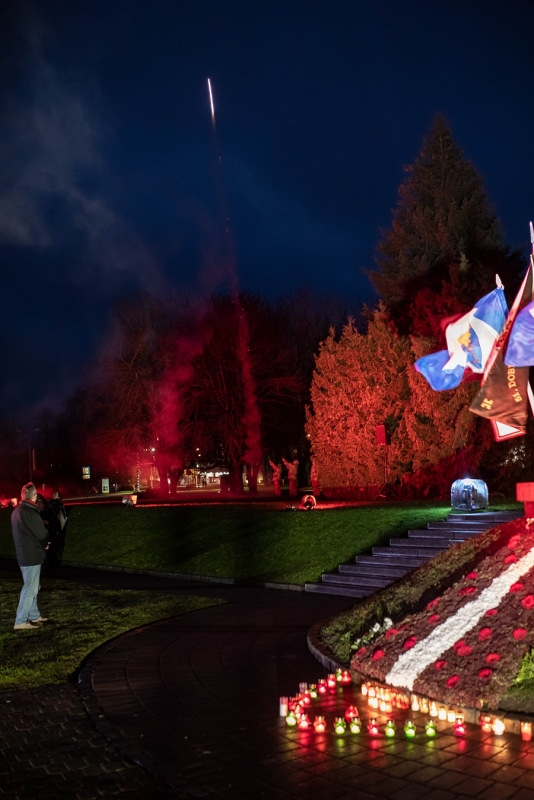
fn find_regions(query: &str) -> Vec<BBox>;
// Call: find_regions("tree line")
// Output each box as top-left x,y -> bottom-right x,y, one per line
0,115 -> 531,498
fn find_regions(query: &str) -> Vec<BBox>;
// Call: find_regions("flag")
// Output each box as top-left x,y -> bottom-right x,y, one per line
414,282 -> 508,391
470,261 -> 534,440
504,299 -> 534,367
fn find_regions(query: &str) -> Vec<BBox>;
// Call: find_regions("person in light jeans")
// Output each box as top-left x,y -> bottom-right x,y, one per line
11,482 -> 49,631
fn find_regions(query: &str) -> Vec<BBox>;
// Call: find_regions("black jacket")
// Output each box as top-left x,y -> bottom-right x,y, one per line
11,500 -> 49,567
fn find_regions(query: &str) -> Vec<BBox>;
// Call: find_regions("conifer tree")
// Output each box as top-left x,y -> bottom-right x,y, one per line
305,307 -> 412,495
370,115 -> 516,334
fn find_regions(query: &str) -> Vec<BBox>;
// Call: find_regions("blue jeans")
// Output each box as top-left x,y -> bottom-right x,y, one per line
15,564 -> 42,625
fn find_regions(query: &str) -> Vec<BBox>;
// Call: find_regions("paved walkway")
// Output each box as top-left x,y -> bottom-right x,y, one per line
2,563 -> 534,799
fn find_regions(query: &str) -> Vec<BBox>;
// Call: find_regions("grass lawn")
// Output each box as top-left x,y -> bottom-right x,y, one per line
1,499 -> 454,584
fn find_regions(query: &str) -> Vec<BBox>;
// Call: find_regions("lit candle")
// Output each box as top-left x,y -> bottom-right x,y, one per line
454,715 -> 466,736
480,714 -> 492,733
411,694 -> 420,712
492,718 -> 505,736
404,720 -> 416,738
313,715 -> 326,733
350,718 -> 362,734
334,717 -> 346,735
340,670 -> 352,685
327,674 -> 337,690
368,718 -> 379,736
299,681 -> 308,693
368,695 -> 379,710
317,679 -> 328,695
361,682 -> 368,697
438,706 -> 447,721
429,701 -> 438,718
286,711 -> 298,727
384,719 -> 396,738
521,722 -> 532,741
344,705 -> 359,723
309,684 -> 318,699
279,696 -> 289,716
302,691 -> 312,706
420,697 -> 429,714
425,719 -> 437,738
336,668 -> 343,683
298,713 -> 310,730
447,708 -> 456,723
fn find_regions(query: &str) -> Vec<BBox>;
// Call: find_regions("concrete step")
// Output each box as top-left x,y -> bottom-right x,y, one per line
304,508 -> 524,599
321,573 -> 391,589
304,582 -> 371,598
339,562 -> 412,579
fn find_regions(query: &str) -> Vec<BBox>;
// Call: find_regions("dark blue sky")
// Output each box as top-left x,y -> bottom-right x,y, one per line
1,0 -> 533,417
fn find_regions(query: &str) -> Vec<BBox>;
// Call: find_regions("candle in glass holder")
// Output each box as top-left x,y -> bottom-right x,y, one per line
368,718 -> 379,736
438,706 -> 447,721
298,713 -> 310,730
327,673 -> 337,690
425,719 -> 437,738
317,679 -> 328,695
411,694 -> 420,712
286,711 -> 298,727
299,681 -> 308,693
313,715 -> 326,733
492,718 -> 505,736
404,720 -> 416,738
420,697 -> 429,714
340,669 -> 352,685
334,717 -> 346,735
349,718 -> 362,734
447,708 -> 456,723
309,684 -> 318,699
454,715 -> 466,736
344,705 -> 359,723
521,722 -> 532,741
429,701 -> 438,718
479,714 -> 492,733
279,696 -> 289,716
360,682 -> 369,697
384,719 -> 396,738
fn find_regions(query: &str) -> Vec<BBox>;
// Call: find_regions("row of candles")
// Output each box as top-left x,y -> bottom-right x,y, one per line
279,672 -> 534,741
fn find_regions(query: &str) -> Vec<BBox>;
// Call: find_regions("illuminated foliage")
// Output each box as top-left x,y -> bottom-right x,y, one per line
306,307 -> 413,495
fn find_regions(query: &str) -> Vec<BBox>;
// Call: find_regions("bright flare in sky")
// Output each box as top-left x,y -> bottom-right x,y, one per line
207,78 -> 215,122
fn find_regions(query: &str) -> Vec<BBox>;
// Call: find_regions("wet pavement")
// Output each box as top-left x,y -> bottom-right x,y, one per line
2,562 -> 534,798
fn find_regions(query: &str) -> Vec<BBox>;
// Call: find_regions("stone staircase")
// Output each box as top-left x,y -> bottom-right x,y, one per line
304,510 -> 523,599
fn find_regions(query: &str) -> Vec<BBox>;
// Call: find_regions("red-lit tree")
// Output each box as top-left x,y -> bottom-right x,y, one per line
306,307 -> 413,496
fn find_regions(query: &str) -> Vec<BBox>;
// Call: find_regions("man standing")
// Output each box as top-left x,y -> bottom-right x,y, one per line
12,482 -> 49,631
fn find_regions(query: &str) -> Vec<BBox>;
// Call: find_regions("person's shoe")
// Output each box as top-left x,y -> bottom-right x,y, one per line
13,622 -> 36,631
30,617 -> 48,624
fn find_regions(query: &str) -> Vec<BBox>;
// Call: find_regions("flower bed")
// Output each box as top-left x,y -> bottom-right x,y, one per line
351,517 -> 534,709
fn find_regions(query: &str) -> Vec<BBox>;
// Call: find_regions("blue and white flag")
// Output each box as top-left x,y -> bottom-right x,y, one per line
505,299 -> 534,367
415,281 -> 508,391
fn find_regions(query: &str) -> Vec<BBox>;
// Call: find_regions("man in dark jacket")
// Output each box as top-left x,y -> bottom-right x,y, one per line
12,482 -> 49,631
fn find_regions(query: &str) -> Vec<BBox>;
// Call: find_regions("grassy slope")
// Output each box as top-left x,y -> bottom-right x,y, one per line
0,501 -> 452,584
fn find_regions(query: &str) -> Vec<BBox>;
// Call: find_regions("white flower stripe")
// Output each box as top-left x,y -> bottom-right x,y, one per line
385,544 -> 534,691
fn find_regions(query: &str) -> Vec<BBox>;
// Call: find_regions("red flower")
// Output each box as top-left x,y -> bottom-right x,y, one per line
385,628 -> 399,640
458,586 -> 477,596
426,598 -> 439,610
486,653 -> 501,664
508,535 -> 520,549
456,644 -> 473,657
485,608 -> 498,617
466,571 -> 478,579
478,628 -> 492,641
428,614 -> 440,624
522,595 -> 534,609
435,660 -> 448,670
356,646 -> 366,655
504,554 -> 518,564
510,582 -> 524,593
372,649 -> 385,661
478,669 -> 492,680
403,636 -> 417,650
514,628 -> 528,640
454,639 -> 466,650
446,675 -> 460,688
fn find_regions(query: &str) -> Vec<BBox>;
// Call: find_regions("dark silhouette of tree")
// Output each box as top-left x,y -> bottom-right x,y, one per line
183,294 -> 305,492
370,115 -> 523,335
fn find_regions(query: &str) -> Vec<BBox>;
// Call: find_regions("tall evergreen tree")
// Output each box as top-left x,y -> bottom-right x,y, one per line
370,115 -> 520,335
305,307 -> 413,496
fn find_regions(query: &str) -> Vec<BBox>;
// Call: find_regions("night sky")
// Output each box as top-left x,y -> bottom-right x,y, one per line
1,0 -> 533,418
